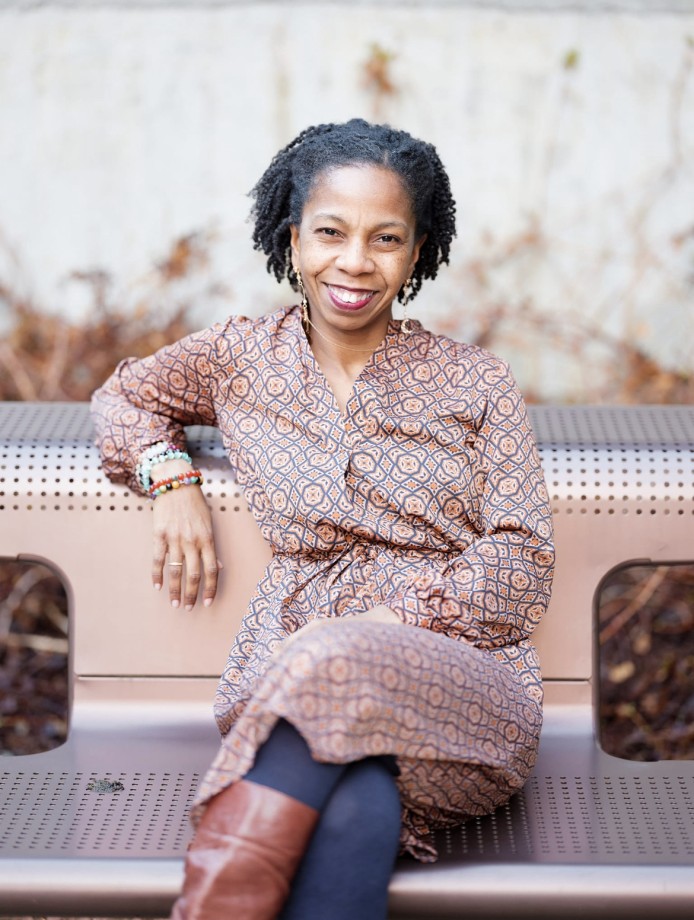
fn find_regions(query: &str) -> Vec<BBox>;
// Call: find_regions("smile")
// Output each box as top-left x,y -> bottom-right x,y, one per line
326,285 -> 376,308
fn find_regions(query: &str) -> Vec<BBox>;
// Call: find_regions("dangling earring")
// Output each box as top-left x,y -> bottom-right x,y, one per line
295,267 -> 309,329
401,277 -> 413,334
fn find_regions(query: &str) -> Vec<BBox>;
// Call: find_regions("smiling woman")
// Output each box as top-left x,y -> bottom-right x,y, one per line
290,165 -> 426,411
90,119 -> 554,920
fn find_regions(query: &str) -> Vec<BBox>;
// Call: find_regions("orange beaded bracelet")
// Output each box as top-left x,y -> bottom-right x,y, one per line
149,469 -> 204,499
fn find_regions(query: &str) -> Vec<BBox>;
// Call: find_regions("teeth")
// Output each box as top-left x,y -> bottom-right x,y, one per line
331,286 -> 371,304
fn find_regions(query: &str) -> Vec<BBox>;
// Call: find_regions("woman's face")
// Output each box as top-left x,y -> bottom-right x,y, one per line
290,164 -> 425,342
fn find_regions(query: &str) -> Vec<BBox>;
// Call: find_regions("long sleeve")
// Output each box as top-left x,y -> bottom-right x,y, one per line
383,367 -> 554,649
90,319 -> 233,494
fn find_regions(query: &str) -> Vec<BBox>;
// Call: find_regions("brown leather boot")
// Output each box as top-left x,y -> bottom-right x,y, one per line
170,779 -> 319,920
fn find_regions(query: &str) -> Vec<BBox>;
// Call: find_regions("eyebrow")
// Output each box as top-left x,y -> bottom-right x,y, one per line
312,212 -> 411,233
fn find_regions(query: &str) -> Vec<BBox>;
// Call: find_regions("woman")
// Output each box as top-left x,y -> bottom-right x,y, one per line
92,118 -> 554,920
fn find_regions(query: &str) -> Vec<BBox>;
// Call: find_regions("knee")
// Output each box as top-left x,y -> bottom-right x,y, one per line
279,620 -> 365,677
320,759 -> 401,849
274,623 -> 395,730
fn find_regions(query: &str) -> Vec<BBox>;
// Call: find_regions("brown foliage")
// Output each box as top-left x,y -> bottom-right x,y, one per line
0,231 -> 212,402
599,563 -> 694,761
436,221 -> 694,406
0,562 -> 68,755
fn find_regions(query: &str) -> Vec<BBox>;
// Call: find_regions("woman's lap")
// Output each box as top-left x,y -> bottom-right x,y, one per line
195,620 -> 542,861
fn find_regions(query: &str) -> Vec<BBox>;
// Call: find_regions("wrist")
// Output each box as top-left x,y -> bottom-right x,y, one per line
149,468 -> 204,499
149,458 -> 194,480
136,441 -> 193,491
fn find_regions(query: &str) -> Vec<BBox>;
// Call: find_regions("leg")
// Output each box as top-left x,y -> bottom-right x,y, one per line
171,778 -> 318,920
280,757 -> 402,920
244,716 -> 346,809
171,719 -> 349,920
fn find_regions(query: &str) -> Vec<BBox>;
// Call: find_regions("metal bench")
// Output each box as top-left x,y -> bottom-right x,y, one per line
1,402 -> 693,919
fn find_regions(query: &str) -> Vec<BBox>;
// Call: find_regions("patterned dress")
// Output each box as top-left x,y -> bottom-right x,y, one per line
91,305 -> 555,861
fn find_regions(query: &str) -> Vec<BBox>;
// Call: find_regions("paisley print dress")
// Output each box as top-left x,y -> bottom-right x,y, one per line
91,305 -> 555,861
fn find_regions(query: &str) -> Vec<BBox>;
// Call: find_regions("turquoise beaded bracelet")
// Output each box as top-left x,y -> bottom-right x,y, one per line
136,441 -> 178,490
136,441 -> 193,492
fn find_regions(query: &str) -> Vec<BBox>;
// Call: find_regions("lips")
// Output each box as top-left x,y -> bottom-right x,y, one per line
326,284 -> 376,310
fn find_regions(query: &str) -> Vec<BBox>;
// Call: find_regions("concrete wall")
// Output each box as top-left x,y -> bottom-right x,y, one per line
1,1 -> 693,400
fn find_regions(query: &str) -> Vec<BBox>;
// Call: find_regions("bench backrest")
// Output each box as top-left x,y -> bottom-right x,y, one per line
1,403 -> 692,703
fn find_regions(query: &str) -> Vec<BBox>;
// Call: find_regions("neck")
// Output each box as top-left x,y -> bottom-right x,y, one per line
307,327 -> 371,380
304,313 -> 391,370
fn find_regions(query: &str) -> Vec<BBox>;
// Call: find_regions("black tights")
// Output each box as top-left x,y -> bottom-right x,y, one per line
243,718 -> 402,920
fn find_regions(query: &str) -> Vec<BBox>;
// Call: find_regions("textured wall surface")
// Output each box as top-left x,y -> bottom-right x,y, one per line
1,2 -> 692,400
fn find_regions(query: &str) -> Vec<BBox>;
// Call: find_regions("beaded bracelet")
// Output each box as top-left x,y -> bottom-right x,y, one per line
136,441 -> 193,492
149,469 -> 204,499
137,441 -> 179,491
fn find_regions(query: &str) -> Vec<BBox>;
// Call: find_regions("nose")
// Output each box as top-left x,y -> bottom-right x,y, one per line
335,237 -> 375,275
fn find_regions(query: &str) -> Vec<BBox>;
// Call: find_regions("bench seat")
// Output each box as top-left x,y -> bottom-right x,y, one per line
1,402 -> 693,919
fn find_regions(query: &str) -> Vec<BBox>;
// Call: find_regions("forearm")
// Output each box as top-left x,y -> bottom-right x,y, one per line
91,365 -> 192,493
383,534 -> 554,648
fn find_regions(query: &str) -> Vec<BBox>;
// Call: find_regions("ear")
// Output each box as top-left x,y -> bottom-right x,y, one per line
290,224 -> 301,268
409,233 -> 427,274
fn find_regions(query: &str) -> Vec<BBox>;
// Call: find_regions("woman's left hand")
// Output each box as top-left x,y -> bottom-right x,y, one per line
350,604 -> 401,625
273,605 -> 401,659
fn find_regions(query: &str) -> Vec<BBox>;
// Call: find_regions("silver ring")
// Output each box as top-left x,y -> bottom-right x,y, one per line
168,562 -> 184,567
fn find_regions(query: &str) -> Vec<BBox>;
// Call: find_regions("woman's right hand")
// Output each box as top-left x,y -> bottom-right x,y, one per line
150,462 -> 222,610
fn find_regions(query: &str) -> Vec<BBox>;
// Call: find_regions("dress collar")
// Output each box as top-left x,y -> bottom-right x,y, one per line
289,303 -> 422,370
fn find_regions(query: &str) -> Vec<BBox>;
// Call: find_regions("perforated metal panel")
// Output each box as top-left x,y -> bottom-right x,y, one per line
0,770 -> 198,857
0,402 -> 271,677
3,403 -> 692,516
433,774 -> 694,865
531,407 -> 694,520
529,405 -> 694,449
3,401 -> 692,448
0,402 -> 95,441
2,765 -> 693,865
0,402 -> 238,515
1,400 -> 693,679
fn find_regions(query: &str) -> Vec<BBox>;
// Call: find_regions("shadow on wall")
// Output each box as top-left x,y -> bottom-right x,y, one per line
0,217 -> 692,406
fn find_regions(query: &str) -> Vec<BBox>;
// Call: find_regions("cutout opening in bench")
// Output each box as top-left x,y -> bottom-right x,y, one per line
597,560 -> 694,762
0,558 -> 69,755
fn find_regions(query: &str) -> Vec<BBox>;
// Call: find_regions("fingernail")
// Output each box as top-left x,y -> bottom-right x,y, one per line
204,598 -> 212,608
171,599 -> 180,609
217,560 -> 224,569
154,583 -> 161,591
185,604 -> 193,612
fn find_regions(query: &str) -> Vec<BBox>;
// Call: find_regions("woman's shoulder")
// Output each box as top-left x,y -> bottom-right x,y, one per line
213,304 -> 297,339
197,305 -> 299,359
415,325 -> 514,390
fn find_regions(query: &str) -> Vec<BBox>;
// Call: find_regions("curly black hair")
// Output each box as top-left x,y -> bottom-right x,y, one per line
249,118 -> 456,302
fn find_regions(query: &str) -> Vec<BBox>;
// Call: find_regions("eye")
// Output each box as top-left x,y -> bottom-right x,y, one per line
376,234 -> 403,245
317,227 -> 341,237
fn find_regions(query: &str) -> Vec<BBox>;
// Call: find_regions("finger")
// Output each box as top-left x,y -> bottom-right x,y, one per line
167,552 -> 184,608
152,534 -> 168,591
183,548 -> 202,611
201,548 -> 221,608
